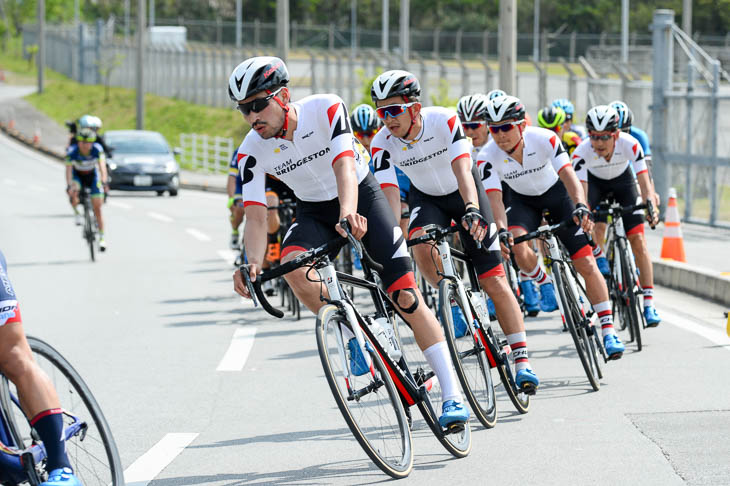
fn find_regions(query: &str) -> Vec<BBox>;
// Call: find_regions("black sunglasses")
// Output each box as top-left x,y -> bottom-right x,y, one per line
589,133 -> 614,141
237,88 -> 282,116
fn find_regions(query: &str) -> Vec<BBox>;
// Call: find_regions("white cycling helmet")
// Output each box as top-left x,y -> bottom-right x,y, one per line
457,94 -> 489,122
371,70 -> 421,102
585,105 -> 619,132
485,95 -> 526,124
228,56 -> 289,102
486,89 -> 507,100
78,114 -> 94,129
89,116 -> 103,131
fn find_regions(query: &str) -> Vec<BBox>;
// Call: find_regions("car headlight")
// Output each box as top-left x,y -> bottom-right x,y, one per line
165,161 -> 178,173
108,162 -> 117,170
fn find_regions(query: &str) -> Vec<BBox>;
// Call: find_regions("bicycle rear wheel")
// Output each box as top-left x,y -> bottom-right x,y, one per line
5,337 -> 123,485
438,280 -> 496,429
393,314 -> 471,457
316,305 -> 413,479
618,239 -> 642,351
553,264 -> 601,391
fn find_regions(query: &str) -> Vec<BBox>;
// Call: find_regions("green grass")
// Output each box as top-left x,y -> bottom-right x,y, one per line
0,36 -> 251,150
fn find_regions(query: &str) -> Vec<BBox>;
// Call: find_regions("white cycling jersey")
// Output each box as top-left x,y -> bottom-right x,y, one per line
370,107 -> 471,196
238,94 -> 370,206
477,126 -> 571,196
571,131 -> 647,182
470,140 -> 486,163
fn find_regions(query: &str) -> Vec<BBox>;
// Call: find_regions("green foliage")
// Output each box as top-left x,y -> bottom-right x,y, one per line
24,43 -> 37,68
355,68 -> 382,108
430,79 -> 458,108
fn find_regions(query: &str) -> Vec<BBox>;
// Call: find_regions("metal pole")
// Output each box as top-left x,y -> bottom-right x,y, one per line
709,60 -> 719,225
236,0 -> 242,48
682,0 -> 692,34
399,0 -> 409,63
124,0 -> 130,41
149,0 -> 155,27
37,0 -> 44,93
499,0 -> 516,93
73,0 -> 79,26
276,0 -> 289,63
351,0 -> 356,59
684,61 -> 694,221
621,0 -> 629,64
382,0 -> 389,53
532,0 -> 539,62
136,0 -> 145,130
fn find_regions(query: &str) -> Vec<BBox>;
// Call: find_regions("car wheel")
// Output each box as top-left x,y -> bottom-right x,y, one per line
156,191 -> 165,196
169,190 -> 178,197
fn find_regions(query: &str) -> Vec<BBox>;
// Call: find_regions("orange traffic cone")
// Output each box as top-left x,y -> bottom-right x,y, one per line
32,124 -> 41,145
660,187 -> 687,262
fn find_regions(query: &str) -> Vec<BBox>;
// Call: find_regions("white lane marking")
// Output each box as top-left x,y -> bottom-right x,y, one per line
662,313 -> 730,353
217,327 -> 258,371
218,249 -> 238,265
4,179 -> 18,186
108,200 -> 133,210
181,190 -> 227,201
29,184 -> 48,192
147,211 -> 173,223
124,433 -> 199,486
185,228 -> 211,242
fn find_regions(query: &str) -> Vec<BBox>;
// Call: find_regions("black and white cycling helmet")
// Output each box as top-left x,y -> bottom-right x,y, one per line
486,89 -> 507,100
608,100 -> 634,131
350,104 -> 380,132
371,70 -> 421,102
585,105 -> 620,132
485,95 -> 526,124
457,94 -> 489,122
228,56 -> 289,102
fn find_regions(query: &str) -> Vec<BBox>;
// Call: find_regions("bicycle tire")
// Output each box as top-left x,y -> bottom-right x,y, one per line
393,315 -> 472,457
486,326 -> 530,414
315,305 -> 413,479
438,280 -> 497,429
5,337 -> 124,485
553,264 -> 600,391
618,239 -> 642,351
84,203 -> 95,262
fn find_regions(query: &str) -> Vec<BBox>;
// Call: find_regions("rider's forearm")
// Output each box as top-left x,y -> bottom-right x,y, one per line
382,186 -> 401,223
333,156 -> 359,218
452,157 -> 479,208
65,165 -> 72,186
242,206 -> 269,266
637,171 -> 654,202
226,176 -> 236,199
559,167 -> 587,207
487,191 -> 508,230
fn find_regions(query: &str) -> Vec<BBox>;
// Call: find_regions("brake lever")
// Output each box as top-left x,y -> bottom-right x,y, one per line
239,265 -> 259,308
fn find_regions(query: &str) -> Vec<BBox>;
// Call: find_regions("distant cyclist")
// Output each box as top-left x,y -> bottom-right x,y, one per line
227,147 -> 245,250
0,249 -> 82,485
66,128 -> 107,251
552,98 -> 587,139
229,57 -> 470,427
537,105 -> 583,155
571,105 -> 661,326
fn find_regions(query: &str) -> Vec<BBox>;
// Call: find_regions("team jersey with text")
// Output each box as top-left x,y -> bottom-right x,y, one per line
571,131 -> 647,182
65,143 -> 105,172
476,126 -> 571,196
237,94 -> 370,206
370,107 -> 471,196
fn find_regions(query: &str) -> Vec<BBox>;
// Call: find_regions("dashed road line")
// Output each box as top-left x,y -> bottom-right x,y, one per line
147,211 -> 173,223
108,200 -> 133,210
217,327 -> 258,371
662,312 -> 730,352
185,228 -> 211,242
217,249 -> 238,265
124,433 -> 199,486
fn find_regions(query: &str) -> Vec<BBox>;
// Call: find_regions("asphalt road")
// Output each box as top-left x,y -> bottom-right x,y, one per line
1,133 -> 729,485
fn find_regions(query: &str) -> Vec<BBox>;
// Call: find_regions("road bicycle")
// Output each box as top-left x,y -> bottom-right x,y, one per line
594,199 -> 655,352
241,222 -> 471,479
408,224 -> 531,422
512,220 -> 608,391
78,186 -> 98,262
0,337 -> 123,485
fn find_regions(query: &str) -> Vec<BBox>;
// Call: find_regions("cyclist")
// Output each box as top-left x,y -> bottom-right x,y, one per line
571,105 -> 661,326
229,57 -> 469,427
67,115 -> 112,157
552,98 -> 587,139
478,95 -> 625,359
66,128 -> 107,251
371,71 -> 539,392
537,105 -> 583,156
0,250 -> 82,485
227,147 -> 245,250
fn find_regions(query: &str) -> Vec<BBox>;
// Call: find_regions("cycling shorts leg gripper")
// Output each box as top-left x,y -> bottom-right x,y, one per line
392,288 -> 419,314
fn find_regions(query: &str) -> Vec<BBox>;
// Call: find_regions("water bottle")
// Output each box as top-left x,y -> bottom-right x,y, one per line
470,291 -> 489,325
379,316 -> 402,361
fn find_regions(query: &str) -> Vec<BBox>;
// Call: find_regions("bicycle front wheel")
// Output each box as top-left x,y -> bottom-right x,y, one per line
6,337 -> 123,485
84,205 -> 95,262
553,264 -> 601,391
316,305 -> 413,479
438,280 -> 497,429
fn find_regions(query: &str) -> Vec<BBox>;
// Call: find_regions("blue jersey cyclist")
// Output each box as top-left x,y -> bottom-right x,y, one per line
65,127 -> 108,251
227,147 -> 246,250
552,98 -> 587,140
229,57 -> 470,428
0,250 -> 83,485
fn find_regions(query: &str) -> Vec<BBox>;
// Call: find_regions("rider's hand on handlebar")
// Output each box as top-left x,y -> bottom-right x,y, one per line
646,198 -> 659,227
233,263 -> 260,299
572,203 -> 594,233
461,206 -> 488,243
498,228 -> 513,261
336,212 -> 367,240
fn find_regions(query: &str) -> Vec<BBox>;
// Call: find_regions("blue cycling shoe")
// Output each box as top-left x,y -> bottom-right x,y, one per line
515,368 -> 539,394
603,334 -> 625,360
347,338 -> 373,376
487,298 -> 497,321
450,305 -> 468,338
539,282 -> 559,312
519,281 -> 540,315
596,256 -> 610,277
438,400 -> 470,429
40,468 -> 82,486
644,306 -> 661,327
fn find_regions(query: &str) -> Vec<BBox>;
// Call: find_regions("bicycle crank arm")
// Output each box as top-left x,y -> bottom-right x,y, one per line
348,378 -> 385,401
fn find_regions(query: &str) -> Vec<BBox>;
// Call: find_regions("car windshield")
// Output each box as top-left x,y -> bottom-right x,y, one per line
107,135 -> 170,154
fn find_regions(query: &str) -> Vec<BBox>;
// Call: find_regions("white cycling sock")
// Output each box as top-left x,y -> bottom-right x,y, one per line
592,245 -> 605,259
506,332 -> 530,371
521,262 -> 552,286
643,286 -> 654,308
423,341 -> 462,404
594,301 -> 615,337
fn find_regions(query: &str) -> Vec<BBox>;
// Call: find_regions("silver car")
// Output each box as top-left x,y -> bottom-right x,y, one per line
105,130 -> 181,196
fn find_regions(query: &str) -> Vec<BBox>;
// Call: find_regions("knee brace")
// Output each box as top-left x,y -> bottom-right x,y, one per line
392,288 -> 419,314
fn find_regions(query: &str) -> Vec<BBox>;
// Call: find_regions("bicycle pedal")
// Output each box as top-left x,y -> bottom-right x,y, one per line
607,351 -> 623,361
443,422 -> 465,435
520,384 -> 538,396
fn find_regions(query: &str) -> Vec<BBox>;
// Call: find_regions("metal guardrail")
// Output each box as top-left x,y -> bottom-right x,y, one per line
179,133 -> 233,174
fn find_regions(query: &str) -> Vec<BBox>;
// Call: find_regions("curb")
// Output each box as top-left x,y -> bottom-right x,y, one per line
1,123 -> 226,194
653,258 -> 730,307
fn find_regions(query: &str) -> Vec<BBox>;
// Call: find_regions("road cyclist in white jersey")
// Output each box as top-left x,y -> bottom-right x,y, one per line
572,105 -> 661,326
478,95 -> 626,359
371,71 -> 540,392
228,57 -> 469,428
